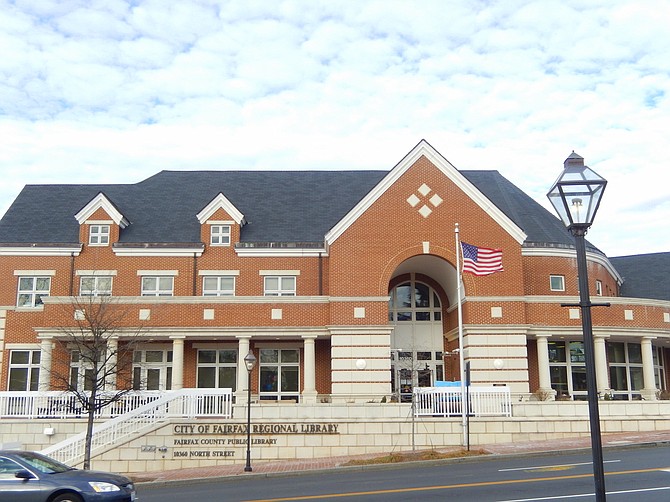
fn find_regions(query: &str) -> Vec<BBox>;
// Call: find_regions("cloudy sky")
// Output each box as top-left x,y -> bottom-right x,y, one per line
1,0 -> 668,257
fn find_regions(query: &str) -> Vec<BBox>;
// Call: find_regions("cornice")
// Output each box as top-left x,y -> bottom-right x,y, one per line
0,245 -> 82,256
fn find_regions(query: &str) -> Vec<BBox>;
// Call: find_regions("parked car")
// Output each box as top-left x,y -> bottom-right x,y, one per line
0,450 -> 136,502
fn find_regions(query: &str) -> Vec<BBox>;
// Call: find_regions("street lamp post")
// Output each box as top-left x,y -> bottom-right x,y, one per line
243,351 -> 257,473
547,152 -> 608,501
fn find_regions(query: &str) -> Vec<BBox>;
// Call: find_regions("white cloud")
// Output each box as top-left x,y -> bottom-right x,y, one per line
0,0 -> 669,257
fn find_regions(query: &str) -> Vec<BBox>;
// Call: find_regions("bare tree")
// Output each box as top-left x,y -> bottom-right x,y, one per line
50,295 -> 149,469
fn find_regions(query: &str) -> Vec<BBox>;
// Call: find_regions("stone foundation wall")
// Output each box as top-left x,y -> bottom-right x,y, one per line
2,401 -> 670,474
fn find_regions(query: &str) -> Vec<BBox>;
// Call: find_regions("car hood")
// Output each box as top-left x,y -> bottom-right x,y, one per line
51,469 -> 132,485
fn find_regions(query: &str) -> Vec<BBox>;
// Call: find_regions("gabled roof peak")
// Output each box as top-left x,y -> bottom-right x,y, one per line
74,192 -> 129,228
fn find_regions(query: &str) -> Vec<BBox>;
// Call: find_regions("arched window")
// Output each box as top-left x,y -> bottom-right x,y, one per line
388,280 -> 442,322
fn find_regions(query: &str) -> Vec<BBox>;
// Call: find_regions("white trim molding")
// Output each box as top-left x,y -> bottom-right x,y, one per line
75,192 -> 129,228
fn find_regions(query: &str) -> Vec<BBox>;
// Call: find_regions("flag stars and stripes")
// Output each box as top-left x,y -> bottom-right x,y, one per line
461,242 -> 503,276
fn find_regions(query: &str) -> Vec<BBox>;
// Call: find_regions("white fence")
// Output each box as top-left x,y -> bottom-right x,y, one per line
0,390 -> 171,419
414,386 -> 512,417
37,388 -> 232,466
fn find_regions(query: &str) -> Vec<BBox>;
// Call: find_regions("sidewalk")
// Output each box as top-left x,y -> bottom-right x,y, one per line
131,430 -> 670,484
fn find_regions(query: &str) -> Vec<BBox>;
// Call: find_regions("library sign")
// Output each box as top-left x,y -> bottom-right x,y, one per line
171,423 -> 340,459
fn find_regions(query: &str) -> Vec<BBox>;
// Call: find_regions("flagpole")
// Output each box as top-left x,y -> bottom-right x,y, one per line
455,223 -> 467,447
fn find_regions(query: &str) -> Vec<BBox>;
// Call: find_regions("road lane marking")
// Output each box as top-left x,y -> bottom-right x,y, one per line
502,485 -> 670,501
243,466 -> 670,501
499,460 -> 621,472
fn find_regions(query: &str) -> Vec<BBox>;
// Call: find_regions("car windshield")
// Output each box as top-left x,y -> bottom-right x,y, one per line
16,452 -> 75,474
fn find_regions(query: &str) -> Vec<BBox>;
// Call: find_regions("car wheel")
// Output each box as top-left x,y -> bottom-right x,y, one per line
51,493 -> 84,502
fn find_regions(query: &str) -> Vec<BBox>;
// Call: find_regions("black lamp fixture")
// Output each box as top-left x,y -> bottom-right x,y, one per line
547,151 -> 607,502
243,350 -> 257,473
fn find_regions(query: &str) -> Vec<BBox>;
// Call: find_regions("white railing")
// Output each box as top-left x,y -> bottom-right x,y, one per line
414,386 -> 512,417
35,388 -> 232,466
0,390 -> 165,419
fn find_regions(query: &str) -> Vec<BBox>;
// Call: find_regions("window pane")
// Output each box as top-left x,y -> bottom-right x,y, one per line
197,367 -> 216,388
416,352 -> 431,361
203,277 -> 217,291
8,368 -> 28,391
281,350 -> 299,363
415,312 -> 430,321
433,292 -> 441,308
10,351 -> 29,364
569,342 -> 585,363
414,283 -> 429,307
548,342 -> 566,363
159,277 -> 172,290
261,368 -> 278,391
145,351 -> 163,363
30,368 -> 40,391
218,350 -> 237,363
31,351 -> 40,364
17,294 -> 33,307
628,343 -> 642,364
36,278 -> 50,290
549,366 -> 568,394
281,277 -> 295,290
281,367 -> 299,392
220,277 -> 234,291
198,350 -> 217,364
610,366 -> 628,390
265,277 -> 278,291
395,284 -> 411,308
142,277 -> 156,290
608,342 -> 626,363
629,367 -> 643,390
260,349 -> 278,363
571,367 -> 587,392
550,276 -> 564,291
219,367 -> 236,390
146,369 -> 160,390
18,277 -> 34,289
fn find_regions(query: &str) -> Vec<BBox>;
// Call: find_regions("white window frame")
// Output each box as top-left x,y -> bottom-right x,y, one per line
89,224 -> 110,246
133,349 -> 173,390
210,225 -> 231,246
203,276 -> 235,296
595,280 -> 603,296
196,349 -> 238,390
264,276 -> 296,296
8,349 -> 40,391
550,275 -> 565,292
141,276 -> 174,296
17,276 -> 51,308
80,276 -> 113,296
258,348 -> 300,401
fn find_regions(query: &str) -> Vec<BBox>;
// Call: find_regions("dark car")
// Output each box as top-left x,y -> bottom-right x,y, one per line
0,450 -> 136,502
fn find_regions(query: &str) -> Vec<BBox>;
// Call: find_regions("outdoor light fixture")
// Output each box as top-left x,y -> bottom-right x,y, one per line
547,152 -> 608,502
243,350 -> 257,473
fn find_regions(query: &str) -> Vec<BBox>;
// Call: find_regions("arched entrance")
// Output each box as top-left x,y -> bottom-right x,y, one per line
389,277 -> 445,401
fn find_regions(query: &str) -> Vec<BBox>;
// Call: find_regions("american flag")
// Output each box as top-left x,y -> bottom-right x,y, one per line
461,242 -> 503,276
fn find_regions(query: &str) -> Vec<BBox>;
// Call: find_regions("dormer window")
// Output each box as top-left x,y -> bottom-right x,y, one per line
89,224 -> 110,246
211,225 -> 231,246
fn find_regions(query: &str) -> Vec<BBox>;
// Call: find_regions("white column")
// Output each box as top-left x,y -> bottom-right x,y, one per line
302,335 -> 317,404
38,337 -> 53,392
641,336 -> 658,400
170,336 -> 185,390
106,337 -> 118,389
236,336 -> 251,404
535,335 -> 554,397
593,334 -> 609,395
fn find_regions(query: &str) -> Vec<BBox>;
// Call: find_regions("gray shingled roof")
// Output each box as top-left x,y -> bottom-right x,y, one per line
0,169 -> 597,249
610,253 -> 670,301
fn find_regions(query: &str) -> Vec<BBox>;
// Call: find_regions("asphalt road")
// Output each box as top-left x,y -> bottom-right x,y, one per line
137,444 -> 670,501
